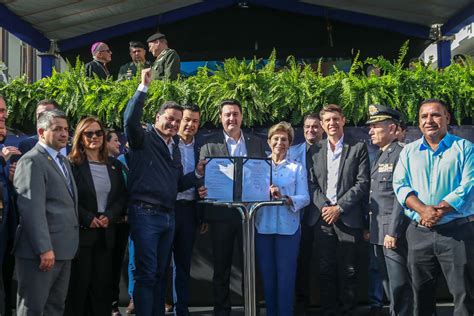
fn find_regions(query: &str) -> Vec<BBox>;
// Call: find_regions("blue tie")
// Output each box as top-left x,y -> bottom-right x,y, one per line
57,153 -> 73,196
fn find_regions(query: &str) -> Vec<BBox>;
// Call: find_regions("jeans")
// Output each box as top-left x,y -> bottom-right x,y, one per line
172,201 -> 197,316
128,238 -> 135,298
129,203 -> 175,316
256,230 -> 301,316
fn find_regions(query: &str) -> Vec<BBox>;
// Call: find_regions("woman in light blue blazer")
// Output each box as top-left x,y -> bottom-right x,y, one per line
255,121 -> 310,316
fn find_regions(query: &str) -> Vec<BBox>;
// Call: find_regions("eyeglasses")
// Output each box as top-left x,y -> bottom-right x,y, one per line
99,49 -> 111,53
83,130 -> 104,138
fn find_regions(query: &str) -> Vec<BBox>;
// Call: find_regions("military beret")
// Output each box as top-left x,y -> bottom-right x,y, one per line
366,104 -> 401,124
147,33 -> 166,42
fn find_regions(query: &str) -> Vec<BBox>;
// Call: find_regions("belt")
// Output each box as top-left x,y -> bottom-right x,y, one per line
131,200 -> 172,213
412,215 -> 474,231
176,200 -> 196,206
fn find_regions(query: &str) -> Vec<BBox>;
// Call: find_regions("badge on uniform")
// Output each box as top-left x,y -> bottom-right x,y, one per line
378,163 -> 393,173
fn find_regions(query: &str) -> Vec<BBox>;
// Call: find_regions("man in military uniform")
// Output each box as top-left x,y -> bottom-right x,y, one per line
118,41 -> 151,80
146,33 -> 180,81
367,104 -> 413,316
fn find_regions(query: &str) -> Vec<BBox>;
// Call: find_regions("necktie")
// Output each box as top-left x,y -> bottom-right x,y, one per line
57,153 -> 73,196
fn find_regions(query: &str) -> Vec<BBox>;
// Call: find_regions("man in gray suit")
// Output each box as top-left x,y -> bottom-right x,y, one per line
199,99 -> 267,316
309,104 -> 370,315
367,104 -> 412,316
13,109 -> 79,316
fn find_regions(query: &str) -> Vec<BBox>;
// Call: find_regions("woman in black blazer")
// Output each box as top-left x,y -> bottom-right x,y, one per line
65,117 -> 127,316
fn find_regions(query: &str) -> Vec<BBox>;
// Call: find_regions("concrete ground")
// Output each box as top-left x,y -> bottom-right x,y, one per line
119,303 -> 455,315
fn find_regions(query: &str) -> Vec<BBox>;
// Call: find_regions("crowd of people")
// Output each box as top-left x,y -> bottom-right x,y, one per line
0,32 -> 472,316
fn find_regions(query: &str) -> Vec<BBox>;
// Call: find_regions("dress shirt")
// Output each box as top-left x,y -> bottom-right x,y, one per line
393,133 -> 473,225
224,131 -> 247,157
177,137 -> 196,201
38,142 -> 68,178
255,158 -> 310,235
326,136 -> 344,205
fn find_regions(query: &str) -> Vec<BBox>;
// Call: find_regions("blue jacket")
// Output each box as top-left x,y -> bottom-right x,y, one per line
124,90 -> 197,210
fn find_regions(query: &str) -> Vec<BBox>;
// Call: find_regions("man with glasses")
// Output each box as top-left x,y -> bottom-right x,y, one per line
86,42 -> 112,79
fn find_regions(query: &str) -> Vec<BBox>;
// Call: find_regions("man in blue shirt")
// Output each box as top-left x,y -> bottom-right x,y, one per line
393,99 -> 473,315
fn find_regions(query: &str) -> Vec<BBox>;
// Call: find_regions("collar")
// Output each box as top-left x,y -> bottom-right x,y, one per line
179,136 -> 195,147
223,130 -> 245,144
38,141 -> 60,158
154,126 -> 175,146
156,48 -> 170,60
327,135 -> 344,151
420,133 -> 452,152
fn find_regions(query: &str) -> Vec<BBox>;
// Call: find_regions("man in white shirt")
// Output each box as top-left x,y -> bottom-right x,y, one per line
172,104 -> 201,316
309,104 -> 370,315
199,99 -> 267,316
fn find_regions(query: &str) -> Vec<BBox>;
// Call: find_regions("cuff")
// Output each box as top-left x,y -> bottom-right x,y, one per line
137,84 -> 148,93
398,188 -> 416,208
442,194 -> 463,211
195,170 -> 203,179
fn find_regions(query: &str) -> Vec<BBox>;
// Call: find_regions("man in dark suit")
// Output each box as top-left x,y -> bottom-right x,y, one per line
13,109 -> 79,316
366,104 -> 412,316
309,104 -> 370,315
199,99 -> 267,316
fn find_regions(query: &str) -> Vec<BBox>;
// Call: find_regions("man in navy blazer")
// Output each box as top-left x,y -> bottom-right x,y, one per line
288,113 -> 324,310
124,69 -> 204,316
309,104 -> 370,315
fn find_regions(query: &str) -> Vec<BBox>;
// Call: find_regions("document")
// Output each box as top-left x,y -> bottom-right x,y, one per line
205,158 -> 234,201
241,158 -> 271,202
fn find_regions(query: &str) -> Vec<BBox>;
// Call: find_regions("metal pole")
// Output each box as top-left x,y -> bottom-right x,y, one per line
201,200 -> 283,316
245,200 -> 285,316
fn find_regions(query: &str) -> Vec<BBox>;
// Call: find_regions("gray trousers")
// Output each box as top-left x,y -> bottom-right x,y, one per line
373,243 -> 413,316
16,257 -> 71,316
406,220 -> 474,316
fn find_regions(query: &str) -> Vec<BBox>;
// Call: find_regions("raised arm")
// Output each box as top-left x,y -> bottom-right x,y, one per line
124,69 -> 152,149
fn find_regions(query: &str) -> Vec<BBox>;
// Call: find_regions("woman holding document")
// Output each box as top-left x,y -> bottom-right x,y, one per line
255,121 -> 310,316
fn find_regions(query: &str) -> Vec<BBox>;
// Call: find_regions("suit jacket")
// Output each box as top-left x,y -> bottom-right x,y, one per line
369,141 -> 409,245
288,142 -> 319,225
13,143 -> 79,260
72,157 -> 127,249
309,137 -> 370,229
199,131 -> 267,221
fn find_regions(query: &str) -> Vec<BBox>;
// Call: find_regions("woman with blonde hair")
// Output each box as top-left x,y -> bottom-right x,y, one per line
255,121 -> 310,316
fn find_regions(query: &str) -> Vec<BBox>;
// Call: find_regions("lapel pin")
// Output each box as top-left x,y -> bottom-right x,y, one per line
47,156 -> 52,161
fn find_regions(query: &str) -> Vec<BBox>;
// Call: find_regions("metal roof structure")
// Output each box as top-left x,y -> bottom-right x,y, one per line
1,0 -> 473,75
